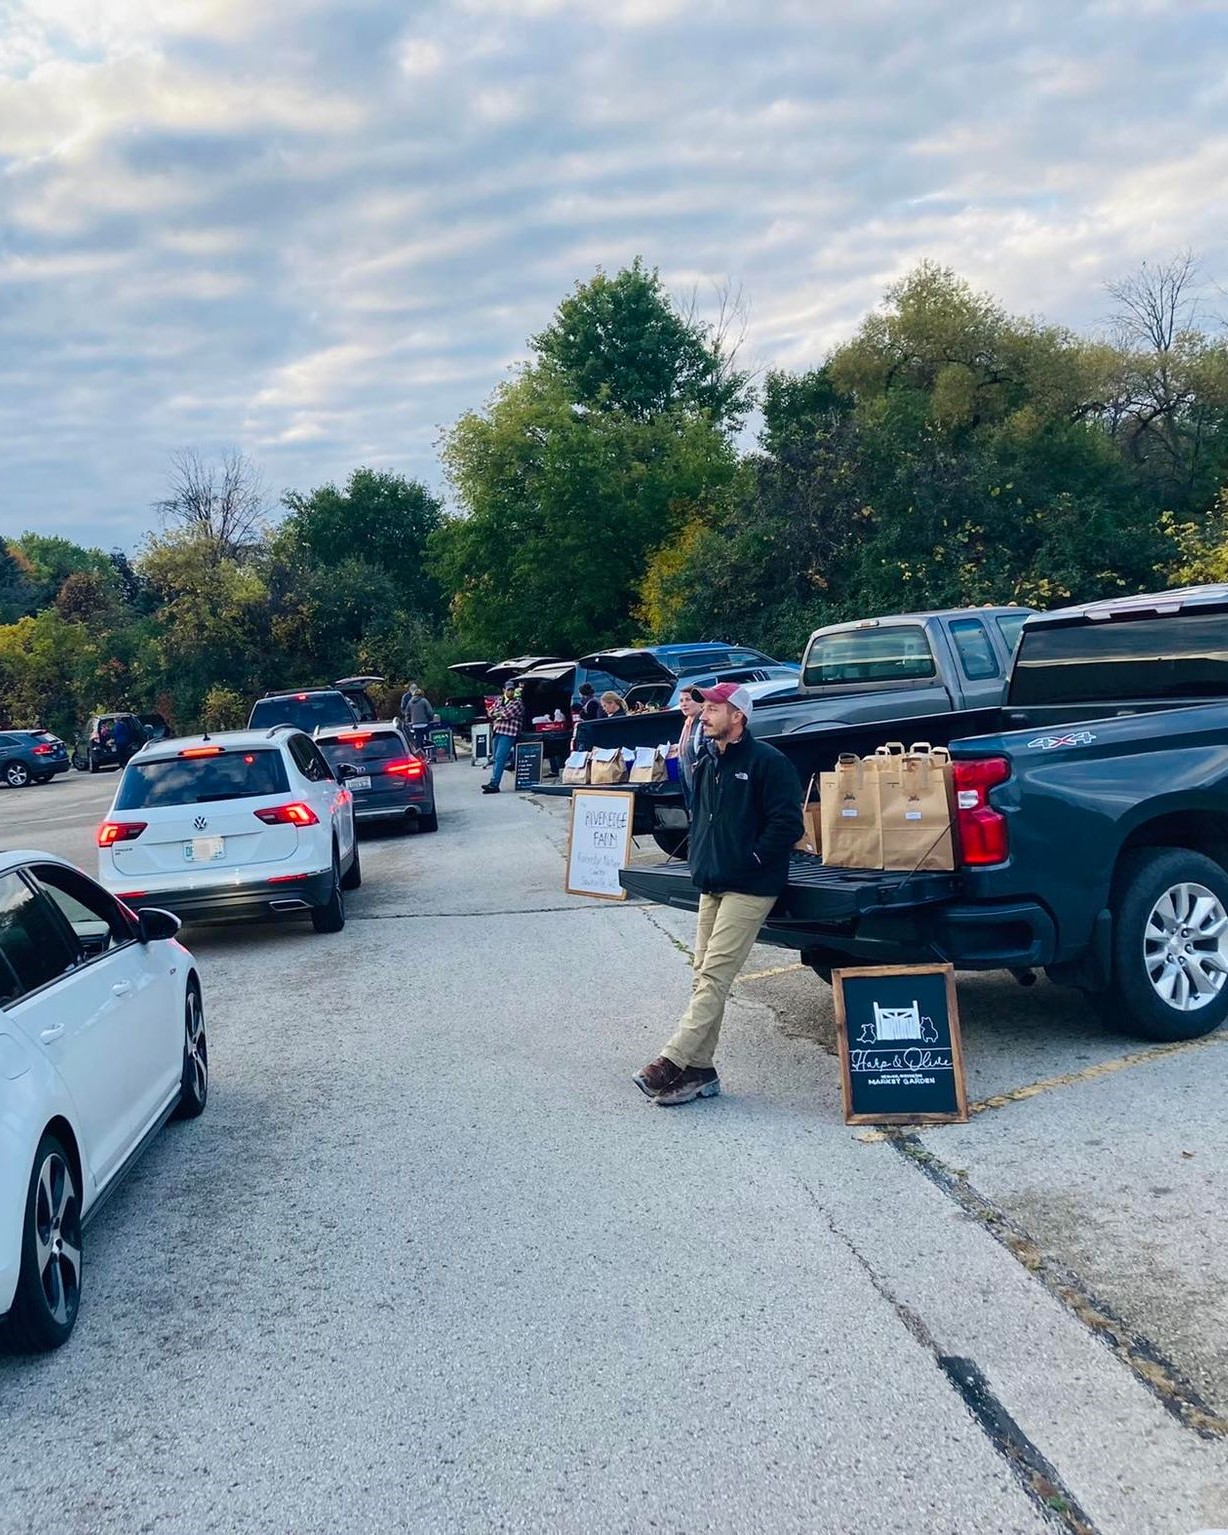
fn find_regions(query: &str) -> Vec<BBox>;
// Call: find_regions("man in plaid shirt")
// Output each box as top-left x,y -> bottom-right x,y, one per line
481,681 -> 525,794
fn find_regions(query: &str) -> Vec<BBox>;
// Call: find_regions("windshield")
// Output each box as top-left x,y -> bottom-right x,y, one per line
1010,610 -> 1228,706
115,749 -> 290,808
249,693 -> 355,731
318,732 -> 407,765
803,626 -> 936,688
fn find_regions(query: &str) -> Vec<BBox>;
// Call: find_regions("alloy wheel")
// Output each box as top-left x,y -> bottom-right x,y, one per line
1144,881 -> 1228,1012
5,762 -> 30,787
185,989 -> 208,1105
34,1151 -> 81,1328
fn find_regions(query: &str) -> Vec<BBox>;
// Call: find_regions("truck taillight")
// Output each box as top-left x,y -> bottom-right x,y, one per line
953,757 -> 1010,866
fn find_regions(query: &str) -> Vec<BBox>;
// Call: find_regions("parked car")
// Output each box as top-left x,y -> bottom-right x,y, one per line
0,853 -> 205,1351
622,584 -> 1228,1044
622,664 -> 801,713
315,722 -> 438,833
0,730 -> 70,788
70,713 -> 147,774
96,728 -> 359,932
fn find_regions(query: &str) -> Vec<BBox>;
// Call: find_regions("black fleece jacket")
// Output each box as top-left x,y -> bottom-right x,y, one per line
688,730 -> 803,898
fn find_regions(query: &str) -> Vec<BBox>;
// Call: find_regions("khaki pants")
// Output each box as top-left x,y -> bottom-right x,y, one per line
662,891 -> 777,1070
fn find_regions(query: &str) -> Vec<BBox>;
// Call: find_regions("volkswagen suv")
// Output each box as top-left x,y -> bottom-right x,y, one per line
96,729 -> 359,933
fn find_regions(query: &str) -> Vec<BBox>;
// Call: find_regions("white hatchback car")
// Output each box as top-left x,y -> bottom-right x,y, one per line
97,728 -> 359,932
0,853 -> 205,1351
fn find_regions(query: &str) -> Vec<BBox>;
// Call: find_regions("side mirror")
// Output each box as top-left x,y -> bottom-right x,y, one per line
335,762 -> 358,782
136,907 -> 181,943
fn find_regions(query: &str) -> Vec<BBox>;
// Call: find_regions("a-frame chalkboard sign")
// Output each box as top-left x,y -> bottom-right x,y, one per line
832,964 -> 968,1126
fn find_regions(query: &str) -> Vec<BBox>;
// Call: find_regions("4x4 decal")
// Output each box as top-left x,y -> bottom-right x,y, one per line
1026,730 -> 1097,750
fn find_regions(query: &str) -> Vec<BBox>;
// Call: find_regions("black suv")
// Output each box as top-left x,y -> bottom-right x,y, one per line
71,713 -> 146,773
0,730 -> 70,787
248,678 -> 382,733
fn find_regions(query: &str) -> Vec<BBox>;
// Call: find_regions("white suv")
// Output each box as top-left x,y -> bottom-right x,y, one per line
97,728 -> 359,933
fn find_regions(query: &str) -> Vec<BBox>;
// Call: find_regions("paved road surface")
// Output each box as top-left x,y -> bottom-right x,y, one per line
2,765 -> 1227,1533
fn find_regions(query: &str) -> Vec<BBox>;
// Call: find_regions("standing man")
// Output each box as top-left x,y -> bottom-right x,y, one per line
482,681 -> 524,794
406,685 -> 433,751
634,682 -> 802,1106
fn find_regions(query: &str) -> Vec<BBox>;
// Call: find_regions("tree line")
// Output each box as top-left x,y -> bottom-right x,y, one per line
5,254 -> 1227,741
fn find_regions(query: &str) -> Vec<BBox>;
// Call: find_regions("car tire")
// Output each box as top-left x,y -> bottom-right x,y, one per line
1097,847 -> 1228,1041
340,841 -> 362,890
174,982 -> 208,1120
311,849 -> 346,934
4,761 -> 31,788
418,803 -> 439,833
0,1132 -> 83,1353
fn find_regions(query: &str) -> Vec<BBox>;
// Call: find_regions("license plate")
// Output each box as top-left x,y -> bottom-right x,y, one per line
184,836 -> 225,863
349,775 -> 371,791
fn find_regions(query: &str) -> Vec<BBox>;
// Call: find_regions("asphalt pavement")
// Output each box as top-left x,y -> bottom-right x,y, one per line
2,764 -> 1228,1533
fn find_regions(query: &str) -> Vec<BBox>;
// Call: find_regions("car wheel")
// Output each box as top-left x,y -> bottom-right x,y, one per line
1098,847 -> 1228,1041
418,803 -> 439,833
4,761 -> 31,788
340,841 -> 362,891
174,982 -> 208,1119
0,1133 -> 83,1352
311,849 -> 346,934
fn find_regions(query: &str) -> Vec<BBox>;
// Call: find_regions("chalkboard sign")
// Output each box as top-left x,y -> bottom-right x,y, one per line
832,964 -> 967,1125
430,726 -> 455,762
566,789 -> 635,900
514,740 -> 544,790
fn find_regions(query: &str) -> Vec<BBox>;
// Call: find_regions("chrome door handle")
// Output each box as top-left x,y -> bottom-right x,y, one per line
40,1024 -> 64,1043
112,981 -> 133,997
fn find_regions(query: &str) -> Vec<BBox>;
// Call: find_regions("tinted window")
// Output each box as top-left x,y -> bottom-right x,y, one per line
948,618 -> 1000,681
803,626 -> 937,687
0,872 -> 77,1003
116,749 -> 290,808
1010,610 -> 1228,706
996,611 -> 1030,654
33,865 -> 132,954
249,693 -> 356,731
318,732 -> 407,766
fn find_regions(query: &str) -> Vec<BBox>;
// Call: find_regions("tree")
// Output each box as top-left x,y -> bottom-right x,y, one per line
154,449 -> 268,562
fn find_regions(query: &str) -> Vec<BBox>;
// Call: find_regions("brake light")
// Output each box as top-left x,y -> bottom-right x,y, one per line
334,732 -> 369,745
386,758 -> 426,780
32,744 -> 54,756
98,821 -> 147,847
952,757 -> 1010,866
253,802 -> 319,826
180,746 -> 224,758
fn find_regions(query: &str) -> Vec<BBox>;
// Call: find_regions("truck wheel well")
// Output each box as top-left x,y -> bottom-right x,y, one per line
1114,812 -> 1228,890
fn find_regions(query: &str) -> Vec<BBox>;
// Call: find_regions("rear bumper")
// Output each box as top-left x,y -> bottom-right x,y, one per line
32,759 -> 70,778
116,869 -> 334,924
619,858 -> 1057,972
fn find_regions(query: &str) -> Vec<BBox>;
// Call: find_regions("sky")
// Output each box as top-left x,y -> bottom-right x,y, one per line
2,0 -> 1227,552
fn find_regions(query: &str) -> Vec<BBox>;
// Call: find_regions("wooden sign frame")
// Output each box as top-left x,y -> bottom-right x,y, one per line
832,963 -> 968,1126
565,788 -> 636,901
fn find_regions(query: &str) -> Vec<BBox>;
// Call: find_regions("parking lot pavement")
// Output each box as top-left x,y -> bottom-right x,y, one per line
5,763 -> 1228,1533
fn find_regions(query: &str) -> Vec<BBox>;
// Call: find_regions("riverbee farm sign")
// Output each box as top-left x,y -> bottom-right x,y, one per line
565,789 -> 636,901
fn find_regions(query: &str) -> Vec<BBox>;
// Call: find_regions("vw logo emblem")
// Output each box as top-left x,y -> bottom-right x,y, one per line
193,815 -> 208,831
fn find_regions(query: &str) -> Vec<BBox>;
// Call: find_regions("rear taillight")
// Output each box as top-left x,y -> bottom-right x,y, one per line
386,758 -> 426,780
253,802 -> 319,826
953,757 -> 1010,866
98,821 -> 147,847
32,744 -> 54,756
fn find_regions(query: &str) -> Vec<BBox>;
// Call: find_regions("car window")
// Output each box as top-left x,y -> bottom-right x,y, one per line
318,732 -> 406,766
0,872 -> 78,1004
115,749 -> 291,808
995,611 -> 1030,655
948,618 -> 1000,681
1010,609 -> 1228,706
803,626 -> 937,687
249,693 -> 356,731
304,742 -> 333,782
0,734 -> 17,748
32,864 -> 132,956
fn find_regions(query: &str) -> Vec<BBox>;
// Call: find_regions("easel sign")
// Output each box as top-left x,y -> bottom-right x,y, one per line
832,963 -> 968,1125
565,789 -> 636,901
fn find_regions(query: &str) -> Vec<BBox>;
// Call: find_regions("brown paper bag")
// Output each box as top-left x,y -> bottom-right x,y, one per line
819,754 -> 883,868
589,748 -> 628,786
868,741 -> 907,772
794,774 -> 822,854
629,746 -> 667,785
561,751 -> 590,786
879,750 -> 956,870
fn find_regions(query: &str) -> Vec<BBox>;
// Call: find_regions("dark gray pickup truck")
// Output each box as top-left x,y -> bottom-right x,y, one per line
622,585 -> 1228,1043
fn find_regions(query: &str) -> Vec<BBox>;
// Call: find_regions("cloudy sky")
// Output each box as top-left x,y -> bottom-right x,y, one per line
3,0 -> 1227,551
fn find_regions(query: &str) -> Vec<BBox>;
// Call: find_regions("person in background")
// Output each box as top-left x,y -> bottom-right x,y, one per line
676,685 -> 705,809
399,681 -> 417,726
600,691 -> 627,717
406,685 -> 433,751
633,682 -> 802,1107
576,683 -> 602,722
482,681 -> 524,794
